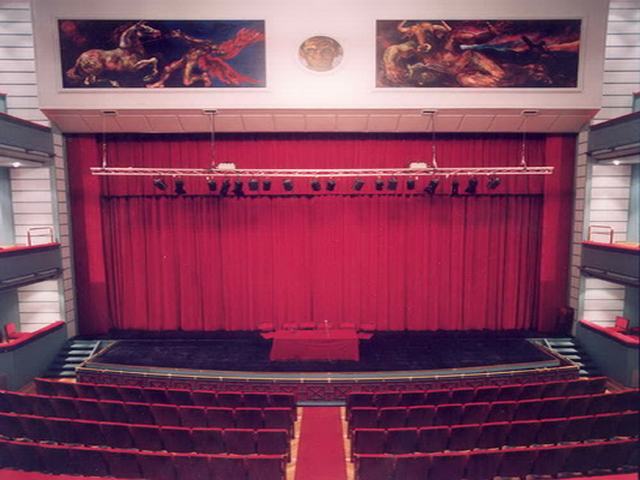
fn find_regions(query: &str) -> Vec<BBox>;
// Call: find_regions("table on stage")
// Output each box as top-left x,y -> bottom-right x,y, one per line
269,328 -> 360,361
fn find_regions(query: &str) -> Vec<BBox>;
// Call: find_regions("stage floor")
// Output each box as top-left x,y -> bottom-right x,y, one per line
91,331 -> 555,373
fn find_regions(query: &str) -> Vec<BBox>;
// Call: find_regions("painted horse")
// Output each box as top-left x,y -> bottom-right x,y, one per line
66,21 -> 161,87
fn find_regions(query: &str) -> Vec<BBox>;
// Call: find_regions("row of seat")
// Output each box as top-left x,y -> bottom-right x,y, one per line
346,377 -> 607,408
0,391 -> 294,432
348,390 -> 637,432
0,437 -> 286,480
354,438 -> 638,480
34,378 -> 296,409
0,411 -> 289,457
351,411 -> 639,455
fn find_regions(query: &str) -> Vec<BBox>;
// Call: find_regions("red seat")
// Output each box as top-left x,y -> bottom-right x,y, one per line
417,426 -> 449,453
102,448 -> 143,479
450,387 -> 475,404
99,400 -> 129,423
130,424 -> 163,451
143,388 -> 170,404
512,398 -> 542,420
496,384 -> 522,401
124,402 -> 155,424
353,428 -> 385,455
428,452 -> 468,480
465,450 -> 502,480
506,420 -> 539,447
32,396 -> 57,417
538,397 -> 567,419
18,415 -> 51,442
205,407 -> 235,428
541,381 -> 565,398
355,454 -> 395,480
46,417 -> 79,444
378,407 -> 406,428
73,419 -> 106,446
586,377 -> 607,394
448,424 -> 480,451
151,403 -> 181,426
395,453 -> 430,479
192,390 -> 218,407
587,393 -> 612,414
34,378 -> 57,396
407,405 -> 435,427
264,407 -> 294,437
245,455 -> 285,480
244,393 -> 270,408
617,411 -> 639,437
563,394 -> 592,417
400,390 -> 426,406
224,428 -> 256,454
76,398 -> 105,421
497,448 -> 537,477
137,451 -> 177,480
256,429 -> 289,458
166,389 -> 193,405
173,453 -> 210,480
191,428 -> 225,453
425,389 -> 450,405
0,413 -> 23,439
519,382 -> 545,399
530,445 -> 568,476
209,455 -> 246,479
217,392 -> 243,407
101,422 -> 134,448
68,446 -> 110,477
235,407 -> 264,429
474,386 -> 499,403
348,392 -> 375,408
434,404 -> 462,425
591,412 -> 621,440
374,391 -> 401,407
611,390 -> 639,412
561,443 -> 602,476
595,439 -> 637,472
6,439 -> 43,471
3,323 -> 21,341
485,401 -> 516,422
350,407 -> 378,432
536,418 -> 566,445
179,405 -> 208,427
50,396 -> 78,418
562,416 -> 594,442
386,427 -> 418,454
37,442 -> 72,475
460,402 -> 490,424
95,384 -> 121,401
52,381 -> 77,398
74,383 -> 99,399
118,386 -> 146,403
269,393 -> 295,409
476,422 -> 509,449
160,426 -> 194,453
564,378 -> 589,396
3,392 -> 32,414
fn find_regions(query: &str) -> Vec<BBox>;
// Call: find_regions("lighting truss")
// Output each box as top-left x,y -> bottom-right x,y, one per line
90,165 -> 553,178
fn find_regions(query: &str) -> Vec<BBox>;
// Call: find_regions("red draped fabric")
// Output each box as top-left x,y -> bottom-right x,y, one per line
66,133 -> 574,334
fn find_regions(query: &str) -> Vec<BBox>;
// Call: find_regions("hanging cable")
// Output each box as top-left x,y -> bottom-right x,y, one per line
205,109 -> 218,169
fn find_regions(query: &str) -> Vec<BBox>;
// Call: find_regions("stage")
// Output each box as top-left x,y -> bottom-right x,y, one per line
78,331 -> 577,402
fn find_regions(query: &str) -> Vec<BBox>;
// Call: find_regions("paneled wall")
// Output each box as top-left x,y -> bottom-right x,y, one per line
570,0 -> 639,327
0,0 -> 76,335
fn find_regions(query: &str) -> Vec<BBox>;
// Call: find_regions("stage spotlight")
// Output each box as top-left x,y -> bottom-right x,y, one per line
326,180 -> 336,191
262,180 -> 272,191
220,179 -> 231,197
174,179 -> 186,195
353,179 -> 365,191
283,179 -> 294,191
388,178 -> 398,190
207,179 -> 217,192
233,180 -> 244,196
406,178 -> 416,190
487,176 -> 501,190
424,179 -> 439,195
465,178 -> 478,195
153,178 -> 167,191
375,178 -> 384,191
451,180 -> 460,196
248,179 -> 259,191
311,179 -> 322,191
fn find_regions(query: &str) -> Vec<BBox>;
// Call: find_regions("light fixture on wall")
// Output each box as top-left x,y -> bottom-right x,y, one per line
353,179 -> 365,191
387,178 -> 398,191
174,178 -> 186,195
464,178 -> 478,195
326,179 -> 336,191
311,179 -> 322,191
248,179 -> 260,191
487,176 -> 501,189
406,178 -> 416,190
233,180 -> 244,196
220,179 -> 230,197
451,180 -> 460,196
425,179 -> 439,195
283,179 -> 294,191
262,180 -> 272,191
153,178 -> 167,191
375,178 -> 384,191
207,178 -> 217,192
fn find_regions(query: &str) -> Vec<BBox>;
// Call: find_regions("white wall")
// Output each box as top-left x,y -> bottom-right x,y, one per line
1,0 -> 76,335
570,0 -> 639,327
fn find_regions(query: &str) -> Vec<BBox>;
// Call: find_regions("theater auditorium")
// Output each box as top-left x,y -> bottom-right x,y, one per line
0,0 -> 638,479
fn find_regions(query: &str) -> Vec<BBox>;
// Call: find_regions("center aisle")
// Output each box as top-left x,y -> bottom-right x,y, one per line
294,407 -> 348,480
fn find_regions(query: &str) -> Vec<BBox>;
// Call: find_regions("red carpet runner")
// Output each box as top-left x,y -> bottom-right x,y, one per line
294,407 -> 348,480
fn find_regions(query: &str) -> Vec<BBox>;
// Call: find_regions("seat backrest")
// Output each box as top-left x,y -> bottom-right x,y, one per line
137,451 -> 177,480
355,454 -> 395,480
427,452 -> 468,480
224,428 -> 256,455
465,450 -> 502,480
4,323 -> 20,340
417,426 -> 449,453
245,455 -> 286,480
498,448 -> 538,477
386,428 -> 418,454
353,428 -> 386,455
191,428 -> 225,454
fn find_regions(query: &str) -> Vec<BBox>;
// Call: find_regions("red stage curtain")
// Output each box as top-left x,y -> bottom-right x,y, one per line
66,133 -> 574,333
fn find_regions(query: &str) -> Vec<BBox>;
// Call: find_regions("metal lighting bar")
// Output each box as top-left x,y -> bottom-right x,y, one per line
91,166 -> 553,177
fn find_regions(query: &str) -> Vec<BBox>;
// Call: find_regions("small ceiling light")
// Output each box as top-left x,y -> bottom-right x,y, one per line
174,178 -> 186,195
326,180 -> 336,191
311,179 -> 322,191
220,179 -> 230,197
283,179 -> 294,191
248,179 -> 259,191
388,178 -> 398,191
451,180 -> 460,196
233,180 -> 244,197
207,178 -> 217,192
11,161 -> 21,168
487,176 -> 501,190
354,179 -> 365,191
613,160 -> 621,166
153,178 -> 167,191
375,178 -> 384,191
425,179 -> 439,195
406,178 -> 416,190
262,180 -> 272,191
465,178 -> 478,195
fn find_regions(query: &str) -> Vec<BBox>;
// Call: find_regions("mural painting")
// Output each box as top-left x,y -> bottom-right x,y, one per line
59,20 -> 265,88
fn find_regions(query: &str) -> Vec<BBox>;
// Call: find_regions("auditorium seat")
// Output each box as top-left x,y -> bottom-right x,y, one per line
434,403 -> 462,425
476,422 -> 509,449
130,424 -> 164,451
101,422 -> 135,448
428,452 -> 467,480
217,392 -> 244,408
563,415 -> 594,442
123,402 -> 155,424
49,396 -> 77,418
245,455 -> 285,480
99,400 -> 129,423
535,418 -> 566,444
512,398 -> 542,420
474,385 -> 499,403
102,448 -> 142,479
617,411 -> 639,437
208,455 -> 246,480
538,397 -> 567,418
3,392 -> 32,414
356,454 -> 395,480
378,406 -> 406,428
160,426 -> 194,453
465,450 -> 502,480
386,427 -> 418,454
406,405 -> 435,427
166,389 -> 193,406
485,400 -> 516,422
591,412 -> 620,440
151,403 -> 181,426
172,452 -> 210,480
496,384 -> 522,401
96,384 -> 121,401
350,407 -> 378,431
256,429 -> 289,458
0,413 -> 22,438
6,440 -> 42,471
353,429 -> 385,455
448,424 -> 480,451
348,392 -> 374,408
460,402 -> 490,424
417,426 -> 448,453
191,428 -> 225,454
399,390 -> 425,405
18,415 -> 50,441
424,389 -> 450,405
244,392 -> 270,408
541,380 -> 565,398
138,450 -> 177,480
224,428 -> 256,455
74,419 -> 106,446
530,445 -> 569,477
564,394 -> 592,417
263,407 -> 295,437
450,387 -> 475,404
32,395 -> 56,417
235,407 -> 264,429
374,391 -> 401,407
68,447 -> 110,477
497,448 -> 537,478
179,405 -> 208,427
205,407 -> 235,428
38,442 -> 72,475
192,390 -> 218,407
519,382 -> 545,399
119,386 -> 146,403
562,443 -> 602,476
143,388 -> 170,404
76,398 -> 104,421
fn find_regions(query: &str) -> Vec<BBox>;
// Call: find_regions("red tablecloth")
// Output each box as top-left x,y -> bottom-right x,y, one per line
269,329 -> 359,361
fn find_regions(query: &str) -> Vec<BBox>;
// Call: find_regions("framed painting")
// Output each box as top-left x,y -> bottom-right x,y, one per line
376,19 -> 581,88
59,19 -> 266,88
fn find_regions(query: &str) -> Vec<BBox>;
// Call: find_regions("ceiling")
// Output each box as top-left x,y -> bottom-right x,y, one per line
44,108 -> 596,134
